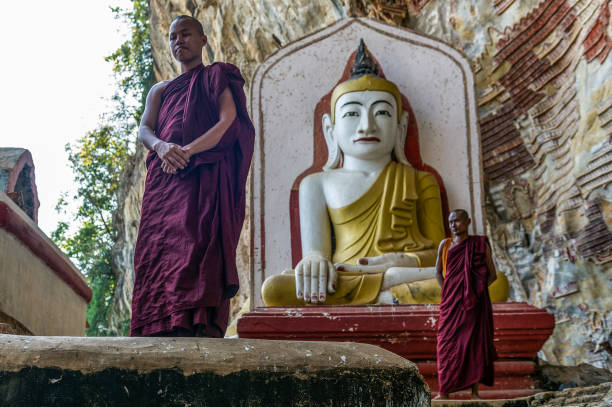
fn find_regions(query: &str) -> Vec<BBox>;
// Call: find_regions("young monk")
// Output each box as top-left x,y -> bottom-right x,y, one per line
130,15 -> 254,337
434,209 -> 498,399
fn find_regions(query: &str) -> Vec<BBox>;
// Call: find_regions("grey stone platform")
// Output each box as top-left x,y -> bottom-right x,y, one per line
0,334 -> 430,406
429,382 -> 612,406
431,400 -> 527,407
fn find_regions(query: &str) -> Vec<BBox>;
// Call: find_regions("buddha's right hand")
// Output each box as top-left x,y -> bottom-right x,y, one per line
295,251 -> 337,304
335,252 -> 421,273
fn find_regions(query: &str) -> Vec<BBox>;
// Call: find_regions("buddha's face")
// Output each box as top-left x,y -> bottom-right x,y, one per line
333,90 -> 398,161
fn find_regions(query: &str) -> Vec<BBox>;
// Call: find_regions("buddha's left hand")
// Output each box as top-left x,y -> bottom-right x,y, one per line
335,252 -> 420,273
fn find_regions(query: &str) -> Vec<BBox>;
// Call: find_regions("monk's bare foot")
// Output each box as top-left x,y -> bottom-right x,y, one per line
432,393 -> 448,400
471,383 -> 481,399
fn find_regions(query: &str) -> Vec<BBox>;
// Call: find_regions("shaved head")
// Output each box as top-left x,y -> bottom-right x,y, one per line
171,15 -> 204,35
450,209 -> 470,220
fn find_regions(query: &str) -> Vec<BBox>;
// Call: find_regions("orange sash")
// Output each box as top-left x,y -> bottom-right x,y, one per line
441,237 -> 452,278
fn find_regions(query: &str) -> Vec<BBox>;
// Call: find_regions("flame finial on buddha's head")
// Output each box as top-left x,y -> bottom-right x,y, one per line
330,39 -> 402,123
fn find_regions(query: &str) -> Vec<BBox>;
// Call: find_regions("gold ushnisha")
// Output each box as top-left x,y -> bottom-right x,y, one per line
330,39 -> 402,123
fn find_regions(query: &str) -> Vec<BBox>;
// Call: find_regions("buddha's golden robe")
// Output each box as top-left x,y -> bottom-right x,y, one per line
329,161 -> 444,265
262,161 -> 446,306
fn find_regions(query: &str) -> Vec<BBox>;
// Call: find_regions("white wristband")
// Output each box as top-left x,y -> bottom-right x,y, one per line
151,140 -> 163,152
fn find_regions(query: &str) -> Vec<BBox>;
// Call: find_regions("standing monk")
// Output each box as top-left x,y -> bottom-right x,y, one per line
130,15 -> 254,337
434,209 -> 498,399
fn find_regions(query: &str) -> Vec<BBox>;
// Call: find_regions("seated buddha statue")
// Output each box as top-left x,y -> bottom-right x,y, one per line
262,40 -> 509,306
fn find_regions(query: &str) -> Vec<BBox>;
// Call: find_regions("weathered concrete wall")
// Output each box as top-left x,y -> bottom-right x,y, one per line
0,195 -> 88,336
110,0 -> 612,369
0,335 -> 430,406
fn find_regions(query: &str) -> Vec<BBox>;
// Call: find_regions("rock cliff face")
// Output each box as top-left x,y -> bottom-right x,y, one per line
392,0 -> 612,369
109,143 -> 147,334
111,0 -> 612,368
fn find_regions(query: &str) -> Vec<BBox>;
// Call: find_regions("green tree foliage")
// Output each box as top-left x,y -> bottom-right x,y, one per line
108,0 -> 156,124
52,0 -> 153,336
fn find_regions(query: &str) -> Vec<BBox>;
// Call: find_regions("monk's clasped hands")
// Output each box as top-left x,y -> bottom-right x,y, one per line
154,141 -> 191,174
295,251 -> 337,304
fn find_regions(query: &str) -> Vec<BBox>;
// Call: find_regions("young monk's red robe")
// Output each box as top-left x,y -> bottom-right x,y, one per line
436,236 -> 497,394
130,63 -> 254,337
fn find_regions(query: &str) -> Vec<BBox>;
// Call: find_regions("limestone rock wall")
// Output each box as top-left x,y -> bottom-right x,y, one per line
108,143 -> 147,334
349,0 -> 612,369
398,0 -> 612,369
347,0 -> 612,370
111,0 -> 612,368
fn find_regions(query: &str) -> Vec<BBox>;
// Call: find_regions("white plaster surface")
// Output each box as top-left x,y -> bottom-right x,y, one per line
251,18 -> 484,306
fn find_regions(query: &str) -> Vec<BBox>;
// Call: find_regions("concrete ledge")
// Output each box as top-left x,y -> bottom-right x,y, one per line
0,335 -> 430,406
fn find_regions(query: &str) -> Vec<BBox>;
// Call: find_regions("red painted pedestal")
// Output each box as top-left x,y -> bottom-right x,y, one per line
237,302 -> 554,399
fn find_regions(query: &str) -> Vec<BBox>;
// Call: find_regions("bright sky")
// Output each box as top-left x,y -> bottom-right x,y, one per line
0,0 -> 132,235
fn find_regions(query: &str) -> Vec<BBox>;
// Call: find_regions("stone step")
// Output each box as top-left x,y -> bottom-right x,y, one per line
0,334 -> 430,406
238,303 -> 554,399
431,399 -> 528,407
238,303 -> 555,359
431,383 -> 612,406
432,389 -> 535,399
419,360 -> 540,397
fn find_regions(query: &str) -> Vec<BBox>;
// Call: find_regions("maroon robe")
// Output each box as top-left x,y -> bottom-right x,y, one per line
436,235 -> 497,394
130,63 -> 254,337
